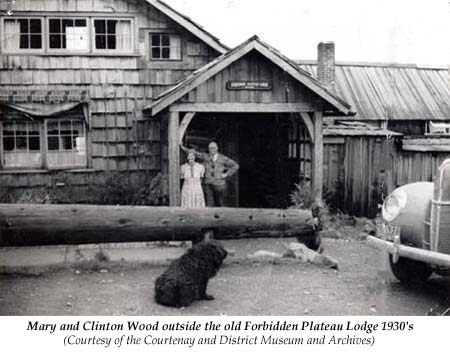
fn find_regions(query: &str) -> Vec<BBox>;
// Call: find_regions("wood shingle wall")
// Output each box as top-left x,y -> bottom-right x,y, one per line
0,0 -> 219,190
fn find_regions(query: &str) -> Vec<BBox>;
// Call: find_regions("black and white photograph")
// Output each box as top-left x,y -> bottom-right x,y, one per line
0,0 -> 450,321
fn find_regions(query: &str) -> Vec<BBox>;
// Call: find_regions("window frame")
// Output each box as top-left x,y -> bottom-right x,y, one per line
92,17 -> 134,54
47,17 -> 91,54
45,119 -> 88,170
1,16 -> 45,54
149,32 -> 182,61
1,16 -> 135,55
0,120 -> 43,170
0,118 -> 89,171
426,121 -> 450,136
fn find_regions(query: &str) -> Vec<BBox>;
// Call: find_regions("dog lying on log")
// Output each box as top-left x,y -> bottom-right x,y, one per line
154,241 -> 228,308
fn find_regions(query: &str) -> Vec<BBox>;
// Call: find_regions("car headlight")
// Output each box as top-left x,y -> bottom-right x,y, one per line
382,188 -> 407,222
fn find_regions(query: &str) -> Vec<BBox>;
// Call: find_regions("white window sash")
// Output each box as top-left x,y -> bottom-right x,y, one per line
93,18 -> 133,52
3,19 -> 20,51
66,26 -> 89,51
169,34 -> 181,59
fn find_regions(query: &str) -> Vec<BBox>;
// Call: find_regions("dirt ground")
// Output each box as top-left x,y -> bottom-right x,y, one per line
1,237 -> 449,316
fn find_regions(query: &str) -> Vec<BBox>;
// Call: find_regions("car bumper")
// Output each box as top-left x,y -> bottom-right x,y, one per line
367,235 -> 450,268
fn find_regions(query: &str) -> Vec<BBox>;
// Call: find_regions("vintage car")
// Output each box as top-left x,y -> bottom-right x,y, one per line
368,159 -> 450,284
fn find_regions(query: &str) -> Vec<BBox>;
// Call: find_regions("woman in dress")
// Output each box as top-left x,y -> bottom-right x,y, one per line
180,150 -> 206,208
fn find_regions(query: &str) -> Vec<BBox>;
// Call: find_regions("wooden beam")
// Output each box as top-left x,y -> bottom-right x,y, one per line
104,91 -> 110,172
124,90 -> 130,172
324,137 -> 345,145
168,111 -> 180,206
169,102 -> 318,113
41,119 -> 48,169
402,137 -> 450,152
0,122 -> 3,169
0,204 -> 317,247
312,111 -> 324,204
178,112 -> 196,144
402,144 -> 450,152
299,112 -> 315,143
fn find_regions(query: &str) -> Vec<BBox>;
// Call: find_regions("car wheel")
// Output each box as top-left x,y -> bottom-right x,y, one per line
389,255 -> 433,284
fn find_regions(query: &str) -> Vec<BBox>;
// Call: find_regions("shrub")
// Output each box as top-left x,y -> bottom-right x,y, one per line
0,172 -> 164,206
289,180 -> 313,209
85,172 -> 163,206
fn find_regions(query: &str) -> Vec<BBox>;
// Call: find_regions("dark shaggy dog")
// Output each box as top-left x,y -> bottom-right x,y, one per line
154,241 -> 227,307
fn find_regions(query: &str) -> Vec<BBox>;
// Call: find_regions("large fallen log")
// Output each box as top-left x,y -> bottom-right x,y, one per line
0,204 -> 318,247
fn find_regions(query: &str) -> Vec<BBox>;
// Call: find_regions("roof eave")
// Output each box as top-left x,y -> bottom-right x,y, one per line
146,36 -> 353,116
145,0 -> 229,54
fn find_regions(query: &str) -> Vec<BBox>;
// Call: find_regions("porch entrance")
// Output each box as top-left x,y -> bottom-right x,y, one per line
184,113 -> 312,208
145,37 -> 352,206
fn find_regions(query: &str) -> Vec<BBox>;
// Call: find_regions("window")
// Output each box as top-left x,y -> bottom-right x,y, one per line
287,118 -> 312,180
3,18 -> 42,51
2,17 -> 134,53
150,33 -> 181,60
46,120 -> 87,169
428,121 -> 450,135
288,120 -> 299,159
2,121 -> 42,168
1,119 -> 87,170
48,18 -> 89,51
94,19 -> 132,52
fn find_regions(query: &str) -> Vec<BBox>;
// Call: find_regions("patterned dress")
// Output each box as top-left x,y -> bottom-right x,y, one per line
181,162 -> 206,208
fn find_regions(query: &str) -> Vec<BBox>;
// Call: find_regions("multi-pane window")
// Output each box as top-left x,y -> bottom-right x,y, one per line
47,120 -> 86,169
1,120 -> 87,170
3,18 -> 42,51
47,120 -> 84,151
288,119 -> 299,159
94,19 -> 132,51
3,121 -> 41,152
2,17 -> 133,53
2,121 -> 42,168
49,18 -> 89,51
150,34 -> 181,60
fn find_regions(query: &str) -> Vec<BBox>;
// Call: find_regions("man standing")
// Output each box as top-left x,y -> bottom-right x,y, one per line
181,141 -> 239,207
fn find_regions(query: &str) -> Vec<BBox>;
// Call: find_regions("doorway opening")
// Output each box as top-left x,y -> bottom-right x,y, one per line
183,113 -> 311,208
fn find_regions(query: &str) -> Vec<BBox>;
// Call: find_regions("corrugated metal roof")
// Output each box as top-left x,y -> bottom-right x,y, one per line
298,61 -> 450,121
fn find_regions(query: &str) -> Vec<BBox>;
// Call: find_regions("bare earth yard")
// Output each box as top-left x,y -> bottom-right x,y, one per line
1,238 -> 449,316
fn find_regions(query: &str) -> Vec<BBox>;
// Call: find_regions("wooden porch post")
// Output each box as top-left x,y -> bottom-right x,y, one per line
168,111 -> 180,206
312,111 -> 324,204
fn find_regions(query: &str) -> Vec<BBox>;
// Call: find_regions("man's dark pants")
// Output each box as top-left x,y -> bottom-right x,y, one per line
204,183 -> 226,207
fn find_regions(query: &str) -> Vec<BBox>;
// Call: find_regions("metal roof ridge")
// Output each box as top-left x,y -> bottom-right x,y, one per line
296,59 -> 449,70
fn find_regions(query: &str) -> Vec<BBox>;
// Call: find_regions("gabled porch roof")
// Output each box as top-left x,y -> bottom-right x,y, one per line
145,36 -> 353,116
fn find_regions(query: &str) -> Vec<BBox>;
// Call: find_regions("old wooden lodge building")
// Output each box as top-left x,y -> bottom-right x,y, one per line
1,0 -> 450,216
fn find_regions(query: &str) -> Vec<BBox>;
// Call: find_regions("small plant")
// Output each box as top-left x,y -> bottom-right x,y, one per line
0,186 -> 13,203
289,180 -> 313,209
86,172 -> 163,206
321,178 -> 345,214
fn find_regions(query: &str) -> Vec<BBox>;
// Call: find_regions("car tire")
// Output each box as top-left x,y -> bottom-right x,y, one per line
389,255 -> 433,284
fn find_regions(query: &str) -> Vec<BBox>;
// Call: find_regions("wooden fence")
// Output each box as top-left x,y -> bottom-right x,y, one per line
323,136 -> 450,218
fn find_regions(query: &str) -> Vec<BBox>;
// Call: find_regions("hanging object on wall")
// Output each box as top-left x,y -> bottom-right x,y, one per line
226,80 -> 272,91
1,0 -> 15,16
0,90 -> 89,104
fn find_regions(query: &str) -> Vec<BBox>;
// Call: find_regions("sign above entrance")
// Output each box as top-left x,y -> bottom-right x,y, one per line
226,81 -> 272,91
